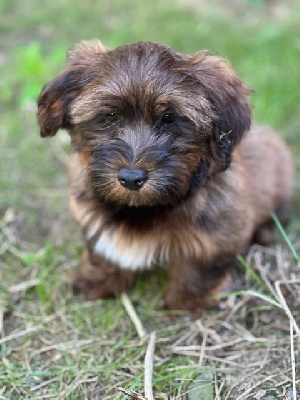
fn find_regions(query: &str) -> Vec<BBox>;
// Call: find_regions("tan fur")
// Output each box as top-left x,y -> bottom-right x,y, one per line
68,125 -> 292,267
37,40 -> 294,314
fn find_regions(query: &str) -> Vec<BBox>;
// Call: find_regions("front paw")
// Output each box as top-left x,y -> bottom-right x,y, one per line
72,269 -> 135,300
72,273 -> 109,300
71,251 -> 135,300
163,287 -> 217,316
163,273 -> 232,315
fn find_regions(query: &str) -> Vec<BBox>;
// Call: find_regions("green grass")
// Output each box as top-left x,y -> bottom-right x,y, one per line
0,0 -> 299,398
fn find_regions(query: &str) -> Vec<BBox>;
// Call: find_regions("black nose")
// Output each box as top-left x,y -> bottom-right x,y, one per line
117,168 -> 148,191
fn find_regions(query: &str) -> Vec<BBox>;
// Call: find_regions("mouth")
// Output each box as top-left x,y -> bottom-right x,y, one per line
89,146 -> 203,207
91,175 -> 184,208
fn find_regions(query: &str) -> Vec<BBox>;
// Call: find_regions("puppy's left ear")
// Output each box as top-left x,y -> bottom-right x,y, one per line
37,40 -> 107,138
189,52 -> 252,171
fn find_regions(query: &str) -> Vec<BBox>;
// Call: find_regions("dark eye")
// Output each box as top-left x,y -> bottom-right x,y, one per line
160,113 -> 177,125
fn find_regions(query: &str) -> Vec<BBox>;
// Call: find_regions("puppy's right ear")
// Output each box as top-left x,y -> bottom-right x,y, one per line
187,52 -> 252,171
37,40 -> 107,138
37,69 -> 85,138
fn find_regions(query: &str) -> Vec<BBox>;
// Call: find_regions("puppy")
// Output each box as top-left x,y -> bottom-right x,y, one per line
37,40 -> 293,314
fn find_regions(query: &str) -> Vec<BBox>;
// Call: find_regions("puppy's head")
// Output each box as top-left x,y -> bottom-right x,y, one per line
38,40 -> 251,207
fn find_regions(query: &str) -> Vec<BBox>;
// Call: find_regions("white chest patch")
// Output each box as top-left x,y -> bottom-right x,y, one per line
93,229 -> 168,271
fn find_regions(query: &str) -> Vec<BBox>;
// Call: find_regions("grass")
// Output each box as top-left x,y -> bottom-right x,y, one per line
0,0 -> 299,398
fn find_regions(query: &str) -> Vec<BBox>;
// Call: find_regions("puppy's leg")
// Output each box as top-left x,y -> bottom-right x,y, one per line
253,219 -> 276,246
72,250 -> 135,300
253,201 -> 291,246
164,255 -> 234,315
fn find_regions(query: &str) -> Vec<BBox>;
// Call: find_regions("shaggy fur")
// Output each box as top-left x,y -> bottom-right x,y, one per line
37,40 -> 293,314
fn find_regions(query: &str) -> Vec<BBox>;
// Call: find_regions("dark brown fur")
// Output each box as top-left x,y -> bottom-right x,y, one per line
37,40 -> 294,315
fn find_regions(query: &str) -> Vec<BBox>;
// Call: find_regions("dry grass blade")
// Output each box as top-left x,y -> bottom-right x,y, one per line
214,376 -> 224,400
121,292 -> 147,340
195,320 -> 208,367
57,374 -> 97,399
271,212 -> 300,263
31,339 -> 104,357
0,325 -> 42,345
31,377 -> 60,392
9,279 -> 40,293
235,262 -> 299,399
144,331 -> 156,400
235,370 -> 295,400
224,367 -> 265,400
274,280 -> 300,335
0,308 -> 3,338
290,319 -> 297,400
117,387 -> 147,400
172,349 -> 246,368
243,290 -> 281,307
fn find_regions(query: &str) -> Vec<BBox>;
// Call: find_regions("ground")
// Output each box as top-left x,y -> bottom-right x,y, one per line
0,0 -> 299,398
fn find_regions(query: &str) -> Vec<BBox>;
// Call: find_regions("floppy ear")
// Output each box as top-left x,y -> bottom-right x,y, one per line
189,52 -> 252,171
37,40 -> 107,138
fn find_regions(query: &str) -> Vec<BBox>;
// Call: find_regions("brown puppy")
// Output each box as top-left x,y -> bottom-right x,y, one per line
37,40 -> 293,314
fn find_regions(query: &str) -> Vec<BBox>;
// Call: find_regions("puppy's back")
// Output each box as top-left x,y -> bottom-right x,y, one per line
238,126 -> 294,225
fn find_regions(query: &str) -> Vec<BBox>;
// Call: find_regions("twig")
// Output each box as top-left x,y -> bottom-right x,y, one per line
144,331 -> 156,400
121,293 -> 147,340
117,387 -> 147,400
